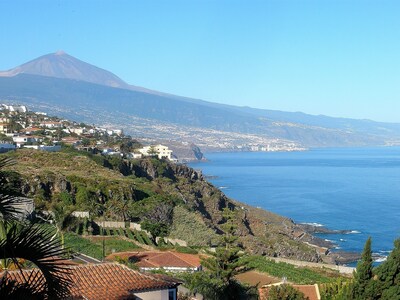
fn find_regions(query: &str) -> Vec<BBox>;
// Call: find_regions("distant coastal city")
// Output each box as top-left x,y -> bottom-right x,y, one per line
0,103 -> 307,162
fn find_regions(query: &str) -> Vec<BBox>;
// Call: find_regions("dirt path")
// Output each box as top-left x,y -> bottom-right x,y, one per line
236,270 -> 280,286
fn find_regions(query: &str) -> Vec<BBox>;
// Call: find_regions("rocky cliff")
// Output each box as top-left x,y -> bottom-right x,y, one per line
2,149 -> 328,262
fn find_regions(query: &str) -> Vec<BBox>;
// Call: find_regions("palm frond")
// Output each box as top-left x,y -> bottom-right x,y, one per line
0,157 -> 32,222
0,194 -> 31,222
0,157 -> 15,170
0,224 -> 73,298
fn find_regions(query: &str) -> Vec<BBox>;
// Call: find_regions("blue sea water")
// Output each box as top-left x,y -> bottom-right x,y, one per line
189,147 -> 400,262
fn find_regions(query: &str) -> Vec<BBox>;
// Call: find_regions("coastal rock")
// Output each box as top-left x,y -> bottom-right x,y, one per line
4,150 -> 328,263
297,223 -> 353,235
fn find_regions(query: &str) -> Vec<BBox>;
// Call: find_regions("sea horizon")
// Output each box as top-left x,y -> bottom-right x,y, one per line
189,146 -> 400,264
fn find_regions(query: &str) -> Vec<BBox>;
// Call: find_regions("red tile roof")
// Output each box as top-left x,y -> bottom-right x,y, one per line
108,251 -> 201,269
21,127 -> 42,132
1,262 -> 181,300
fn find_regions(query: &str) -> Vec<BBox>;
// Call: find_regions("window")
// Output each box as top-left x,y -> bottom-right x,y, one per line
168,288 -> 176,300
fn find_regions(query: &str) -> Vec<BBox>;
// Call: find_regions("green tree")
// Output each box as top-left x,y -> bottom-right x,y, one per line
183,207 -> 257,299
50,200 -> 76,249
319,278 -> 352,300
141,220 -> 169,243
0,133 -> 13,142
266,284 -> 307,300
81,138 -> 91,147
351,237 -> 374,299
375,238 -> 400,300
148,145 -> 158,157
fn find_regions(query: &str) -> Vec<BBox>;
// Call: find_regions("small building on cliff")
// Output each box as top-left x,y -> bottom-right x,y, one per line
138,144 -> 173,160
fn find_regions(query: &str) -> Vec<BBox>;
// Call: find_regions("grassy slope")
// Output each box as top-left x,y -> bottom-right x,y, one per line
64,233 -> 139,260
1,149 -> 323,262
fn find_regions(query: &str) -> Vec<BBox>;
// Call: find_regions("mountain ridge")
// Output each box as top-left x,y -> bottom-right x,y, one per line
1,51 -> 399,148
0,51 -> 162,95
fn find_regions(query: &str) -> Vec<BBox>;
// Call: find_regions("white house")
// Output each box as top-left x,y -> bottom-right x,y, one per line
39,121 -> 63,128
0,122 -> 9,134
12,135 -> 37,147
138,144 -> 173,160
68,127 -> 86,135
129,152 -> 143,159
0,104 -> 28,113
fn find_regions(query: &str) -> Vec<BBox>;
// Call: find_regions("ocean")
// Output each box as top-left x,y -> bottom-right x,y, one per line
189,147 -> 400,264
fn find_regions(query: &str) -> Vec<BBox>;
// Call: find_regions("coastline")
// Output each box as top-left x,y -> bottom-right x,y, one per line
188,149 -> 385,266
187,148 -> 400,266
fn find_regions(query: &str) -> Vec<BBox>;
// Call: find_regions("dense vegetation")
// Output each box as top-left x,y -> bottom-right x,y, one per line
180,209 -> 258,300
3,147 -> 400,299
1,147 -> 324,260
320,237 -> 400,299
242,256 -> 341,285
64,233 -> 139,260
0,158 -> 71,299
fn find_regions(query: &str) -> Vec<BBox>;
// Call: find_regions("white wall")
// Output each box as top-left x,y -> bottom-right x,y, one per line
134,288 -> 176,300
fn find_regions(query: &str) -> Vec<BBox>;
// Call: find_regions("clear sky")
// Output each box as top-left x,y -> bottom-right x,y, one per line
1,0 -> 400,122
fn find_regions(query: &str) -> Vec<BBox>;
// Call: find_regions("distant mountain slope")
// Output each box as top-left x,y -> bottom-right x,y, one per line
0,51 -> 399,148
0,51 -> 157,94
0,51 -> 129,88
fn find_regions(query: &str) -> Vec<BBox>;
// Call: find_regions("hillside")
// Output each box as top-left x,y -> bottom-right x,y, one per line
2,148 -> 332,262
1,52 -> 400,149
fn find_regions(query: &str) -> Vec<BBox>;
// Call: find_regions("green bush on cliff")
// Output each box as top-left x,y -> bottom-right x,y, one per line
169,205 -> 218,246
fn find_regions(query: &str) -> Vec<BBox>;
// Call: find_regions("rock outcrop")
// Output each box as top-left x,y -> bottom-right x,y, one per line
4,150 -> 325,262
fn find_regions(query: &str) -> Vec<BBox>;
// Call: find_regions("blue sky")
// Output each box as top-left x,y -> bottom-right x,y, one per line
1,0 -> 400,122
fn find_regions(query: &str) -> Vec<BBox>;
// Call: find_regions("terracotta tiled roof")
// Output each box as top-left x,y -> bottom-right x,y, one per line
108,251 -> 201,269
21,127 -> 42,132
259,283 -> 321,300
1,262 -> 181,300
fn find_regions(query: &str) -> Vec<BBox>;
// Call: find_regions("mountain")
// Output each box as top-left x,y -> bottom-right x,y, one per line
0,50 -> 157,94
1,51 -> 399,149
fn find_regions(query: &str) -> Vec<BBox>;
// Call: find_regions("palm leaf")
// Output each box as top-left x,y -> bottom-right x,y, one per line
0,224 -> 73,298
0,157 -> 32,222
0,194 -> 32,222
0,157 -> 14,170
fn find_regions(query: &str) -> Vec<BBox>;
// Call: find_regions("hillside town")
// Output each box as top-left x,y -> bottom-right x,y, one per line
0,103 -> 175,161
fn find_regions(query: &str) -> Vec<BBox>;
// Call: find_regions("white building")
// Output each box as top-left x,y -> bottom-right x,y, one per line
39,121 -> 63,128
12,135 -> 38,147
0,104 -> 28,113
138,144 -> 173,160
129,152 -> 143,159
69,127 -> 86,135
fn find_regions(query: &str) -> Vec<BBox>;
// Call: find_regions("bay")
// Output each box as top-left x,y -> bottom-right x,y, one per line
189,147 -> 400,262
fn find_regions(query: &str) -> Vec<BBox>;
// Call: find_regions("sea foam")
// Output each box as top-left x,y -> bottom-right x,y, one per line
301,222 -> 324,227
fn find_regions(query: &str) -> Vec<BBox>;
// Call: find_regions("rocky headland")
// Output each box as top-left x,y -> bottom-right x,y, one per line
2,149 -> 361,265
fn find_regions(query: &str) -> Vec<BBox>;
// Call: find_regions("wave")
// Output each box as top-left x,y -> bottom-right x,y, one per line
340,239 -> 347,242
346,230 -> 361,234
325,239 -> 336,243
372,251 -> 388,263
301,222 -> 324,227
219,186 -> 228,189
374,256 -> 387,263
